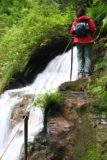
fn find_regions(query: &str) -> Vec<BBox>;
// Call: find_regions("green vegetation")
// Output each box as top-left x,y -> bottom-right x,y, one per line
74,115 -> 100,160
88,1 -> 107,36
74,114 -> 107,160
87,60 -> 107,116
0,0 -> 107,91
34,90 -> 64,110
0,1 -> 106,115
0,0 -> 75,91
0,0 -> 106,116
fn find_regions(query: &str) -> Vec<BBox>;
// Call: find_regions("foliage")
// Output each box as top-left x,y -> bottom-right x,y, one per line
88,1 -> 107,36
87,73 -> 107,115
75,144 -> 100,160
0,0 -> 74,91
74,115 -> 100,160
0,2 -> 107,160
0,0 -> 29,31
34,90 -> 64,109
0,0 -> 107,93
0,0 -> 27,14
87,76 -> 106,94
97,91 -> 107,114
94,60 -> 107,72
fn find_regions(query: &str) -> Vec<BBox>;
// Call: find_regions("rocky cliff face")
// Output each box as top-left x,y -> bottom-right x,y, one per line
17,79 -> 106,160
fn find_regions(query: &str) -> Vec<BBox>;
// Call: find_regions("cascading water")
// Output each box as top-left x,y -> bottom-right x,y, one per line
0,47 -> 78,160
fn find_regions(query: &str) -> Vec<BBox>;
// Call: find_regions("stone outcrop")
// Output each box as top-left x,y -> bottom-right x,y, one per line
18,78 -> 100,160
11,95 -> 33,127
19,78 -> 107,160
11,37 -> 107,159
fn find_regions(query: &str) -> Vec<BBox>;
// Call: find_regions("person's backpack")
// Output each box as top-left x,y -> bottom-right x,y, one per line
74,21 -> 90,37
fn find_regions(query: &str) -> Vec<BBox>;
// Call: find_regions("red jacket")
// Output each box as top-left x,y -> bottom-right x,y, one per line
70,16 -> 96,44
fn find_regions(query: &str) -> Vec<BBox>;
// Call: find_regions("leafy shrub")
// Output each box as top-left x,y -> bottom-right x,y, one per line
88,1 -> 107,35
87,74 -> 107,115
94,60 -> 107,72
0,0 -> 74,91
96,91 -> 107,114
34,90 -> 64,115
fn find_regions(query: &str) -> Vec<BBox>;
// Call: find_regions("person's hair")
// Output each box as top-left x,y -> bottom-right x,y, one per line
76,8 -> 86,18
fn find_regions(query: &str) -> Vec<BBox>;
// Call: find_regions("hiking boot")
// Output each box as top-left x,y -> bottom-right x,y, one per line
78,73 -> 84,79
85,73 -> 91,78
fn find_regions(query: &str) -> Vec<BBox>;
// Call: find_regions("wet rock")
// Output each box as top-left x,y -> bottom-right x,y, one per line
20,131 -> 47,160
19,79 -> 106,160
59,79 -> 87,92
45,115 -> 77,160
11,95 -> 33,127
6,78 -> 28,90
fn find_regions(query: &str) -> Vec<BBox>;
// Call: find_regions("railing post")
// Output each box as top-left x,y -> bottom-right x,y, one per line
24,111 -> 29,160
70,37 -> 74,81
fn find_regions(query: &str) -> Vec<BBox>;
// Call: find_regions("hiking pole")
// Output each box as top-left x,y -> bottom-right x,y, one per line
24,112 -> 29,160
70,37 -> 74,81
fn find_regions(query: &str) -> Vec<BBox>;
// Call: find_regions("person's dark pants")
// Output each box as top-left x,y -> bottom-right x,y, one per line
77,43 -> 93,76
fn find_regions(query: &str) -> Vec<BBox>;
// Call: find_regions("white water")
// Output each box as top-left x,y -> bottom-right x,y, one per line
0,47 -> 78,160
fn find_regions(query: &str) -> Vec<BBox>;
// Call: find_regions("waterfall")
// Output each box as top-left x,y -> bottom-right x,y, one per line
0,47 -> 78,160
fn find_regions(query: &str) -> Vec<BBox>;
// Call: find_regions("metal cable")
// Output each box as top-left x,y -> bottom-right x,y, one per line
0,118 -> 25,160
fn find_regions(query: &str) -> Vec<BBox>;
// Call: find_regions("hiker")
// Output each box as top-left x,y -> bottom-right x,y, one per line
70,8 -> 96,78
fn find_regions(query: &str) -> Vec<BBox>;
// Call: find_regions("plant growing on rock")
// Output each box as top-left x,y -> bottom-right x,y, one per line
34,90 -> 64,114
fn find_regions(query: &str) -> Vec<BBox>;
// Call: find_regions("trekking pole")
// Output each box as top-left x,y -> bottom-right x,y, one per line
70,37 -> 74,81
24,112 -> 29,160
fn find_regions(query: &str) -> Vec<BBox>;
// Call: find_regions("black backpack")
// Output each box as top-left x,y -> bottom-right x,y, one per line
74,21 -> 90,37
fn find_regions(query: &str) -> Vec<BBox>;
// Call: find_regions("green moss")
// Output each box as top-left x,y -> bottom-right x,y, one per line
74,115 -> 101,160
86,71 -> 107,115
34,90 -> 64,115
59,79 -> 87,92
